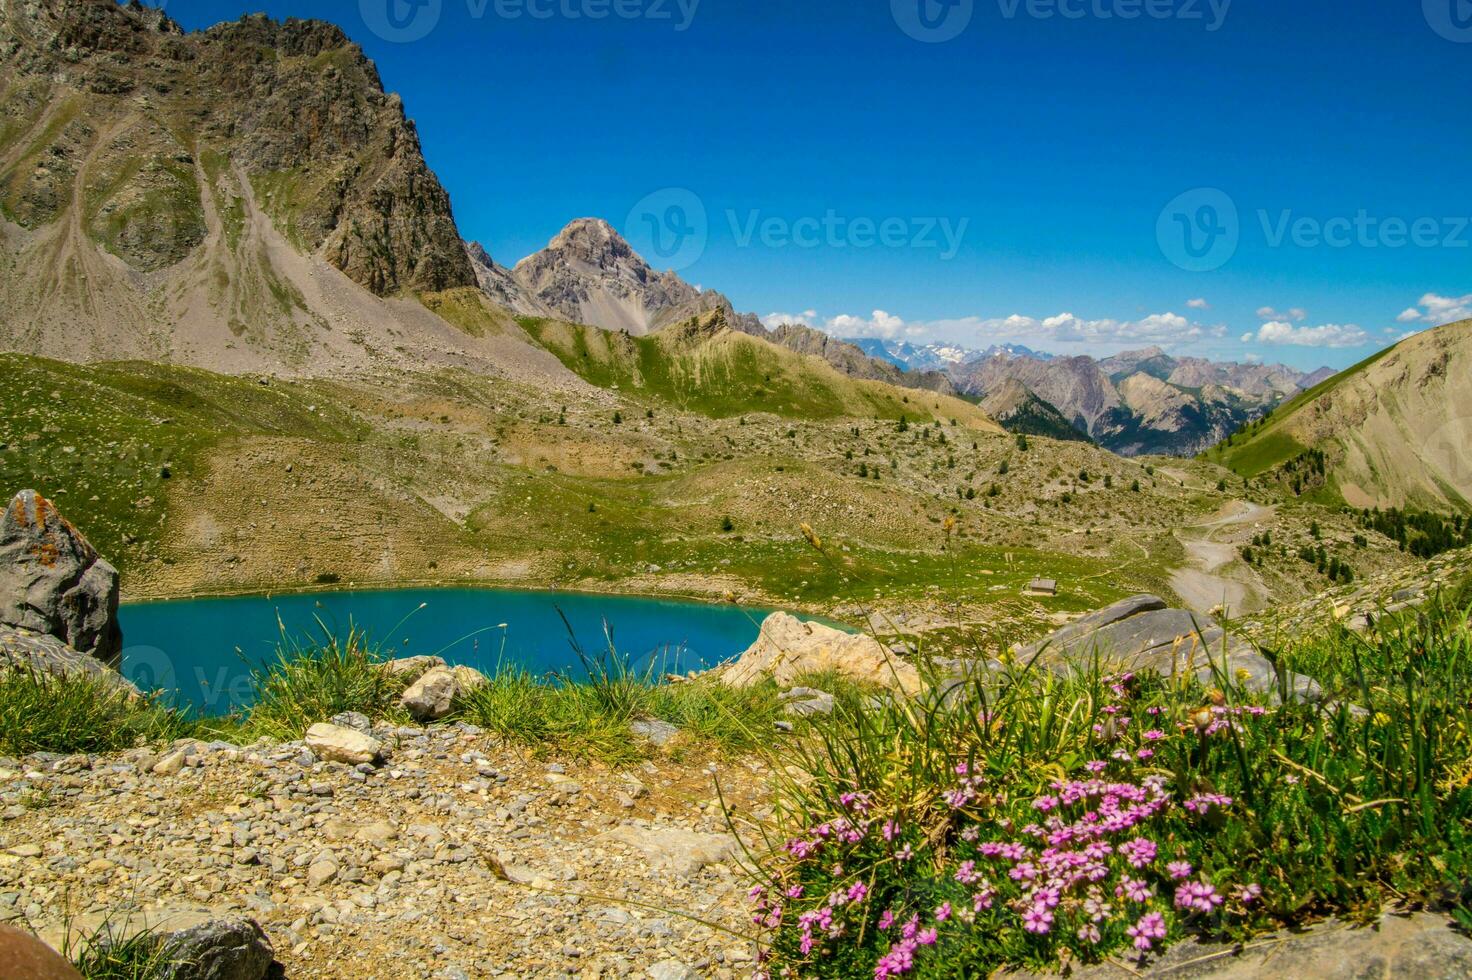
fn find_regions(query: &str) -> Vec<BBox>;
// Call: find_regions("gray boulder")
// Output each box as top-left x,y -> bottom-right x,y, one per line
630,718 -> 681,746
0,625 -> 139,694
1014,594 -> 1322,700
400,666 -> 458,721
0,490 -> 121,665
44,907 -> 273,980
999,910 -> 1472,979
153,914 -> 274,980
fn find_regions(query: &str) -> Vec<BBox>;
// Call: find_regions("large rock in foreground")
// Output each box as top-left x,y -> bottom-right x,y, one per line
718,613 -> 920,694
0,490 -> 121,665
0,924 -> 82,980
43,907 -> 273,980
1000,910 -> 1472,979
1014,595 -> 1321,700
0,625 -> 139,694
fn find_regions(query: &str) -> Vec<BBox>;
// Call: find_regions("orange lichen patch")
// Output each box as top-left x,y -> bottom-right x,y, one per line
8,492 -> 95,567
32,540 -> 60,568
7,493 -> 35,529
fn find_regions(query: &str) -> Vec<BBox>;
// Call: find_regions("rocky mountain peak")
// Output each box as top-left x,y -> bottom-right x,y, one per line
511,218 -> 700,335
0,0 -> 475,304
542,217 -> 638,263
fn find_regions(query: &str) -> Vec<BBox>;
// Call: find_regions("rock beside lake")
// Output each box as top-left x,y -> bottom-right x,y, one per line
0,624 -> 140,694
305,723 -> 384,765
717,612 -> 920,693
402,667 -> 458,721
399,664 -> 489,721
1013,594 -> 1322,700
0,490 -> 122,666
382,655 -> 446,681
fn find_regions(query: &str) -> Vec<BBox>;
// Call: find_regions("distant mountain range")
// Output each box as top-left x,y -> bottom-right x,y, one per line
837,339 -> 1334,457
848,339 -> 1053,371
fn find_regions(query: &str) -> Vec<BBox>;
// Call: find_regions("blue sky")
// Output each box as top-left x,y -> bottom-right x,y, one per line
166,0 -> 1471,369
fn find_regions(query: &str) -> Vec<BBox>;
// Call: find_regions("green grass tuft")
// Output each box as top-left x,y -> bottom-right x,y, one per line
241,620 -> 410,740
0,669 -> 196,757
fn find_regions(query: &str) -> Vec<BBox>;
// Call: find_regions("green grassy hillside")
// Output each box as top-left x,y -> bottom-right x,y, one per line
0,354 -> 363,564
518,315 -> 1000,428
1203,345 -> 1394,477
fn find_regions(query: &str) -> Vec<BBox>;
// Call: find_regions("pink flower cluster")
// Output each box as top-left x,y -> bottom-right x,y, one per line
759,686 -> 1269,978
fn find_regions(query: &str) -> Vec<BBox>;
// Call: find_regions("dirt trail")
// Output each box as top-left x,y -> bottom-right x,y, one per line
1169,500 -> 1273,617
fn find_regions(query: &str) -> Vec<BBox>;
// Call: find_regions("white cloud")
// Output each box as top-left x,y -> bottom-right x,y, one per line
761,310 -> 819,329
1397,292 -> 1472,326
764,309 -> 919,340
1247,321 -> 1369,349
1186,298 -> 1210,310
774,308 -> 1227,352
1255,306 -> 1307,322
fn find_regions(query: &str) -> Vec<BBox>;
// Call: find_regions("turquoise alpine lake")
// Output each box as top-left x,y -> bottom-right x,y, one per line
117,588 -> 777,716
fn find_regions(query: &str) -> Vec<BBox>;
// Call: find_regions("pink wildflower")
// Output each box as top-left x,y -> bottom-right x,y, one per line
1127,911 -> 1167,950
1022,906 -> 1054,934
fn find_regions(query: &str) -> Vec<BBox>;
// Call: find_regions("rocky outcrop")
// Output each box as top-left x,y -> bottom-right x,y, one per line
0,626 -> 138,694
466,242 -> 552,318
400,666 -> 458,721
397,663 -> 487,721
1014,595 -> 1321,701
0,0 -> 475,346
717,612 -> 920,694
44,906 -> 274,980
512,218 -> 704,335
0,490 -> 121,665
1000,911 -> 1472,979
